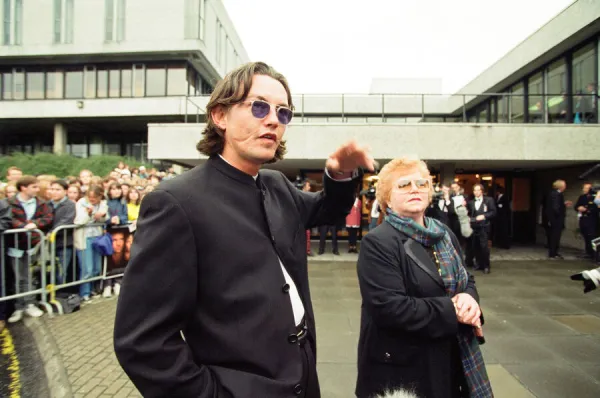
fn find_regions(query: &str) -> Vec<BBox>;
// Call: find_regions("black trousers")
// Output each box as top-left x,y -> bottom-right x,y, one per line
300,338 -> 320,398
347,227 -> 359,247
580,219 -> 598,257
318,225 -> 338,252
466,227 -> 490,270
548,224 -> 563,257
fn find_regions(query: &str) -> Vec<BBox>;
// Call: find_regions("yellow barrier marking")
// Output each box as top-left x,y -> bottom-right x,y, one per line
1,327 -> 21,398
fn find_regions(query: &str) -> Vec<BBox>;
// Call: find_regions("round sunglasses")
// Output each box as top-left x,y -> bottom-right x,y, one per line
244,99 -> 293,125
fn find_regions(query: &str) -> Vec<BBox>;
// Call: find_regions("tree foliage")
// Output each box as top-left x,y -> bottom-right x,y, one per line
0,153 -> 152,179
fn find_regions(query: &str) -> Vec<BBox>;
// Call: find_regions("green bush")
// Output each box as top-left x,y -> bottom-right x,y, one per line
0,153 -> 152,179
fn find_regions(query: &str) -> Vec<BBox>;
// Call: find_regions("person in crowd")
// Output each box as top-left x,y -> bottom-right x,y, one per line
67,184 -> 82,203
368,197 -> 380,230
575,182 -> 599,259
6,166 -> 23,183
37,178 -> 54,202
0,196 -> 13,332
137,166 -> 148,179
493,186 -> 511,249
74,185 -> 108,301
302,180 -> 314,256
104,182 -> 128,298
6,175 -> 53,323
79,169 -> 93,194
426,183 -> 451,226
319,222 -> 340,255
447,182 -> 466,245
466,184 -> 496,274
120,183 -> 131,200
355,158 -> 491,398
126,189 -> 141,225
346,193 -> 362,253
545,179 -> 572,259
114,61 -> 372,397
49,180 -> 76,284
3,182 -> 16,200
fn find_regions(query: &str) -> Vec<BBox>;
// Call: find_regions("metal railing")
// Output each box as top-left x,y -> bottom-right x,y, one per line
183,92 -> 599,125
0,223 -> 130,317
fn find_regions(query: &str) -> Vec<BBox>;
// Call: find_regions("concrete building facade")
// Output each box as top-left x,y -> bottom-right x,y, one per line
1,0 -> 599,249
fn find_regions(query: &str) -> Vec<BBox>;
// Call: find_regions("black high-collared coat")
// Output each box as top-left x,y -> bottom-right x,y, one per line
114,156 -> 360,398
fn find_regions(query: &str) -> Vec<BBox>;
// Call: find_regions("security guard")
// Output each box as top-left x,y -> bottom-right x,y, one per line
575,183 -> 599,259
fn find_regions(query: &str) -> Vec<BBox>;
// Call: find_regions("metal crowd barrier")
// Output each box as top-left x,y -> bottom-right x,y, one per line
0,223 -> 128,317
0,227 -> 52,314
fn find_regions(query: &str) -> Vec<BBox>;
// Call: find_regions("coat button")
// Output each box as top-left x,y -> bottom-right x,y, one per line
293,384 -> 303,395
271,235 -> 276,243
282,283 -> 290,293
288,334 -> 298,344
384,352 -> 391,361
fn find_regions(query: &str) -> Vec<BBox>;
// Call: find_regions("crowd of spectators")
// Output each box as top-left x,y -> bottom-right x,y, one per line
0,162 -> 178,331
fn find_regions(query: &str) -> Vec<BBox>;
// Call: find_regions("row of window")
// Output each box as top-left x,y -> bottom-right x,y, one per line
0,63 -> 213,100
3,0 -> 206,45
467,40 -> 599,124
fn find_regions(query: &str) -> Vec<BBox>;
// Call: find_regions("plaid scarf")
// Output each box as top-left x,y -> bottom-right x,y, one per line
386,210 -> 493,398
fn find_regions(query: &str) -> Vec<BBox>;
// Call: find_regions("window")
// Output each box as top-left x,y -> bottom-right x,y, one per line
26,71 -> 44,99
46,70 -> 64,99
121,67 -> 132,97
105,0 -> 126,42
53,0 -> 74,44
510,83 -> 524,123
497,94 -> 508,123
146,65 -> 166,96
84,66 -> 96,98
2,71 -> 12,99
546,58 -> 567,123
2,0 -> 22,45
184,0 -> 205,40
221,29 -> 227,67
13,68 -> 23,99
109,69 -> 120,97
167,66 -> 187,96
133,64 -> 144,97
572,43 -> 596,123
97,68 -> 108,98
65,69 -> 83,99
528,72 -> 544,123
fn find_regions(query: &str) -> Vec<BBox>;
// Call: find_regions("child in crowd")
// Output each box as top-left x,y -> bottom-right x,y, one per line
103,182 -> 128,298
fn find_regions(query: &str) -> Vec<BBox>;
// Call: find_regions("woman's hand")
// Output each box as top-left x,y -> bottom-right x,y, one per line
452,293 -> 481,326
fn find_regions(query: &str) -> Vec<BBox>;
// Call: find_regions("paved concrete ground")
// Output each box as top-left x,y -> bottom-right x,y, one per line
28,253 -> 600,397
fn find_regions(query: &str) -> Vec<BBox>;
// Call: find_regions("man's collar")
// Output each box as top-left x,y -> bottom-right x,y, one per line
211,155 -> 260,187
52,197 -> 68,206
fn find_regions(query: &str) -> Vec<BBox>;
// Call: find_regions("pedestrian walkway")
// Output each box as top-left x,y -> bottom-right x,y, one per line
310,240 -> 585,262
22,258 -> 600,397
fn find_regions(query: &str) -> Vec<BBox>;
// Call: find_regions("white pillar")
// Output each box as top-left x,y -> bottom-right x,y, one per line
439,162 -> 456,187
53,123 -> 67,155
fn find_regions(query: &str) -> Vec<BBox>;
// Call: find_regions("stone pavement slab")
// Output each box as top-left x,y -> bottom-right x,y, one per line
31,259 -> 600,397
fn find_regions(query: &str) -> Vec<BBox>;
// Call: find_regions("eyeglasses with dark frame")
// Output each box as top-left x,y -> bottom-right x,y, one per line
395,178 -> 431,193
243,99 -> 293,125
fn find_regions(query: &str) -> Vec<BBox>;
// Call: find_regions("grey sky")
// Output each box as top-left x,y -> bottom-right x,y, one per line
222,0 -> 574,94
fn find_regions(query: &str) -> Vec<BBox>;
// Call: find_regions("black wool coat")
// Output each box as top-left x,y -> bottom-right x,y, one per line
356,221 -> 480,398
114,156 -> 360,398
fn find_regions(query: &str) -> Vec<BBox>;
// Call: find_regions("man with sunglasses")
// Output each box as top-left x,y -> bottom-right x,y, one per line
114,61 -> 374,398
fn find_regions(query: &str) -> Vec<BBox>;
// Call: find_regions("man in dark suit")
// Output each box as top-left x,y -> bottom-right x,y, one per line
493,186 -> 511,249
466,184 -> 496,274
545,180 -> 572,259
574,182 -> 598,259
113,62 -> 374,398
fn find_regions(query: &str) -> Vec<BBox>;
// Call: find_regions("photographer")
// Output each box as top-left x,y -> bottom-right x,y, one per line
426,183 -> 451,226
575,183 -> 599,260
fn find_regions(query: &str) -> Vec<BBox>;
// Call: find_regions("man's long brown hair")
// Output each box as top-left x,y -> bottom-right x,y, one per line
196,62 -> 294,163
